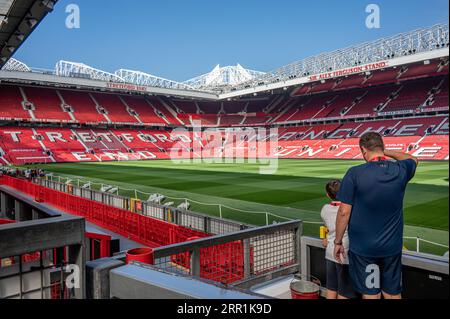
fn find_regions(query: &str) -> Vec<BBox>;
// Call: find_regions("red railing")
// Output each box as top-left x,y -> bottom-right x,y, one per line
0,175 -> 250,283
0,175 -> 208,248
171,240 -> 252,284
0,218 -> 15,225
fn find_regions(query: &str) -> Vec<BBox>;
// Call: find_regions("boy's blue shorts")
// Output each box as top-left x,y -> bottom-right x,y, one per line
326,260 -> 358,298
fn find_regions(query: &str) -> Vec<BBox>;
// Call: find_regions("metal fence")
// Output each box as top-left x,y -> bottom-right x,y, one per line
34,177 -> 250,235
30,178 -> 304,287
33,177 -> 449,255
151,220 -> 302,289
0,250 -> 72,299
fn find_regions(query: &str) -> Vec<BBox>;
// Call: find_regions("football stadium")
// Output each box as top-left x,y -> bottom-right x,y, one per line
0,0 -> 448,301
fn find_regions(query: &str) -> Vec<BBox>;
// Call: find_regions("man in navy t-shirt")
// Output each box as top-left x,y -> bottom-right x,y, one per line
333,132 -> 418,299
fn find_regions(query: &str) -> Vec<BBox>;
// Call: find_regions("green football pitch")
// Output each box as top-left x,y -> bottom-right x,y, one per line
28,159 -> 449,255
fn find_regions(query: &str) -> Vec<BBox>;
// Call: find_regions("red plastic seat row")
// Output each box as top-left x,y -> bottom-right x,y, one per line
0,116 -> 447,164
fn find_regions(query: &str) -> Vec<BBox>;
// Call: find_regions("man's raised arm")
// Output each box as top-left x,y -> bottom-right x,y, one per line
384,149 -> 419,165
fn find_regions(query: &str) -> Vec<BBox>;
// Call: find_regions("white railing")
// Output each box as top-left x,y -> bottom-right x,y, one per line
404,236 -> 450,254
47,174 -> 308,226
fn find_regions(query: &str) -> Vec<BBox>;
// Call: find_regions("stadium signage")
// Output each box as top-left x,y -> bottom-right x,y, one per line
105,82 -> 148,92
308,61 -> 389,81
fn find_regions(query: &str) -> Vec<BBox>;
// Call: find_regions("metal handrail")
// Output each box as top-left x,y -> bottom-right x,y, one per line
153,220 -> 301,258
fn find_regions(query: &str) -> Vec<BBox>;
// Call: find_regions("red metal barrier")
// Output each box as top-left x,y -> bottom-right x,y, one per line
169,241 -> 251,284
0,218 -> 15,225
0,175 -> 209,248
0,175 -> 251,283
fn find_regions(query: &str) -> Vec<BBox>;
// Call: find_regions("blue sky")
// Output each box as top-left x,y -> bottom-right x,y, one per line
14,0 -> 449,81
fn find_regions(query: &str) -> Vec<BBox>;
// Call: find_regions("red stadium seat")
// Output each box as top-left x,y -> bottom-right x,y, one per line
0,85 -> 32,121
92,93 -> 138,124
59,90 -> 107,124
22,86 -> 72,122
0,64 -> 448,165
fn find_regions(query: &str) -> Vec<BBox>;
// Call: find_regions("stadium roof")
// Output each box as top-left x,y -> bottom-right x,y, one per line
0,0 -> 14,26
51,61 -> 265,92
0,23 -> 448,100
184,64 -> 266,90
0,0 -> 57,68
2,56 -> 30,71
54,60 -> 199,92
231,24 -> 450,91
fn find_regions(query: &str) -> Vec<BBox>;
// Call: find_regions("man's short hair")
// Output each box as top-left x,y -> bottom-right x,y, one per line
359,132 -> 385,152
326,180 -> 341,201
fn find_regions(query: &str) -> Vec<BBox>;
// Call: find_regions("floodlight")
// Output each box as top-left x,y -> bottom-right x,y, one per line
26,18 -> 38,29
15,34 -> 25,42
40,0 -> 55,12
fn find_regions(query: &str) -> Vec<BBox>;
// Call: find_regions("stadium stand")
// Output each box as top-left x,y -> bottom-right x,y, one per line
247,97 -> 279,113
91,93 -> 138,124
0,85 -> 32,121
2,71 -> 445,127
274,95 -> 330,123
0,127 -> 53,165
170,99 -> 199,114
149,97 -> 183,125
272,135 -> 448,161
242,114 -> 272,126
34,127 -> 85,151
321,91 -> 366,118
334,73 -> 367,91
399,60 -> 442,80
197,101 -> 222,114
425,77 -> 449,111
364,67 -> 401,86
119,96 -> 168,125
223,101 -> 247,114
219,115 -> 245,126
0,59 -> 448,165
22,87 -> 73,122
58,89 -> 107,124
305,79 -> 337,94
1,114 -> 447,164
381,78 -> 442,113
344,86 -> 394,117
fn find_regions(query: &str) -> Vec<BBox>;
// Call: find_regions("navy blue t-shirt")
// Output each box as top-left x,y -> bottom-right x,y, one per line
337,159 -> 417,258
